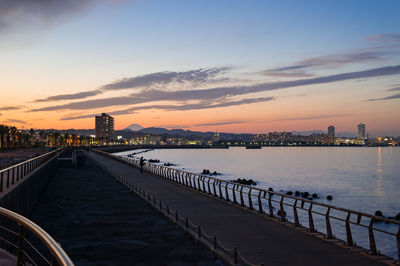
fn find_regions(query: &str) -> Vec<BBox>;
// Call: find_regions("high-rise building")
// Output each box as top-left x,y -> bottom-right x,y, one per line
95,113 -> 115,143
328,125 -> 335,137
357,122 -> 366,139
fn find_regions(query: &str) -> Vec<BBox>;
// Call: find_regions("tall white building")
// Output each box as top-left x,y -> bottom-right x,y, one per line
357,122 -> 366,139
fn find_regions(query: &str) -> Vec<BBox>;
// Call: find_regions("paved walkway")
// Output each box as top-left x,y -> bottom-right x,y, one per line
29,158 -> 222,266
89,152 -> 384,266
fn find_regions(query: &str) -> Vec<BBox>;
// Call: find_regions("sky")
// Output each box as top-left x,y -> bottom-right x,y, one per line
0,0 -> 399,136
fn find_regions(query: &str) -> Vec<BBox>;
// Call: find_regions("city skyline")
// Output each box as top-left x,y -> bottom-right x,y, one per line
1,1 -> 400,136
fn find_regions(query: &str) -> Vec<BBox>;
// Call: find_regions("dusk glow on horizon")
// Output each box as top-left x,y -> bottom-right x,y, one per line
1,0 -> 400,136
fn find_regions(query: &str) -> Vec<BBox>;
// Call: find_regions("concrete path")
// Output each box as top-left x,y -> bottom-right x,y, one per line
89,152 -> 385,266
29,158 -> 223,266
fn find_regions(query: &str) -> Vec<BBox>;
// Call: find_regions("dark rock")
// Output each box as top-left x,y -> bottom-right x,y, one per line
308,197 -> 313,201
277,210 -> 286,217
286,191 -> 293,195
301,192 -> 309,198
375,210 -> 383,217
312,193 -> 318,198
268,187 -> 274,192
327,195 -> 333,200
395,213 -> 400,221
231,178 -> 257,186
295,191 -> 301,196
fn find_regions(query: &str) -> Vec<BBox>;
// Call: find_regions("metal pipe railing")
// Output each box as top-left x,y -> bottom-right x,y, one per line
0,207 -> 74,265
0,148 -> 63,193
94,149 -> 400,262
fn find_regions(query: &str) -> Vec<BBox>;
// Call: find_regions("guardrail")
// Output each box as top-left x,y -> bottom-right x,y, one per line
0,149 -> 62,193
0,207 -> 74,265
94,149 -> 400,262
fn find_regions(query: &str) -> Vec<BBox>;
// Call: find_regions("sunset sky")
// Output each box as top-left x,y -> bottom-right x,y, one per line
1,0 -> 400,136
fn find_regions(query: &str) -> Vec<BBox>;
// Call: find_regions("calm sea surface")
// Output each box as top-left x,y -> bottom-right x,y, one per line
115,146 -> 400,258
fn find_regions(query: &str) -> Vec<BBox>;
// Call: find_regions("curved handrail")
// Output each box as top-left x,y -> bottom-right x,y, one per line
0,207 -> 74,266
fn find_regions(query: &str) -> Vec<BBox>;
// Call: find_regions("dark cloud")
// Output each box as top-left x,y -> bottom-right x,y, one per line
60,97 -> 275,120
264,34 -> 400,75
0,106 -> 23,111
34,90 -> 102,102
32,65 -> 400,112
387,86 -> 400,91
260,71 -> 314,78
195,121 -> 247,127
265,51 -> 392,76
33,67 -> 230,102
366,92 -> 400,101
270,114 -> 352,122
4,119 -> 27,125
0,0 -> 95,32
365,33 -> 400,43
101,67 -> 231,91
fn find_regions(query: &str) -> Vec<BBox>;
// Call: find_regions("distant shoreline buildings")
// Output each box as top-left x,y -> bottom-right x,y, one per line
1,118 -> 399,148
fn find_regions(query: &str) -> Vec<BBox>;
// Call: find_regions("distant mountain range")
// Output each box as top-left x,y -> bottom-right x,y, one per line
40,126 -> 356,139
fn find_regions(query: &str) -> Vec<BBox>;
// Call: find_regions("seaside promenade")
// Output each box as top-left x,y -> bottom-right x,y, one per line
28,157 -> 222,265
89,151 -> 385,266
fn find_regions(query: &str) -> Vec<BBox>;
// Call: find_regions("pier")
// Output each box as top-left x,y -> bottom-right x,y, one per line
0,148 -> 398,265
89,150 -> 398,265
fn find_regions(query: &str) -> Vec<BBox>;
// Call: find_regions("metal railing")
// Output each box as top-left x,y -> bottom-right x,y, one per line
95,149 -> 400,262
0,207 -> 74,265
93,158 -> 261,266
0,149 -> 62,193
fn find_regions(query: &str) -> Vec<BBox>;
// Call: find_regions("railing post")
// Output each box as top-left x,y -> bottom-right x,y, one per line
239,186 -> 245,207
248,188 -> 253,210
233,248 -> 238,264
345,212 -> 353,246
11,167 -> 15,185
186,217 -> 189,229
268,192 -> 273,217
225,183 -> 230,201
279,196 -> 286,222
325,207 -> 333,239
202,177 -> 207,192
218,181 -> 223,199
6,169 -> 10,188
0,172 -> 3,192
257,190 -> 263,213
308,203 -> 314,232
368,219 -> 377,254
197,176 -> 202,190
207,178 -> 212,195
17,224 -> 26,266
293,199 -> 299,227
198,225 -> 201,238
175,210 -> 178,222
232,185 -> 237,204
213,180 -> 218,196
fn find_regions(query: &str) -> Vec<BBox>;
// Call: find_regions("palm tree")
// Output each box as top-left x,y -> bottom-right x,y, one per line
9,126 -> 17,149
0,125 -> 6,149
